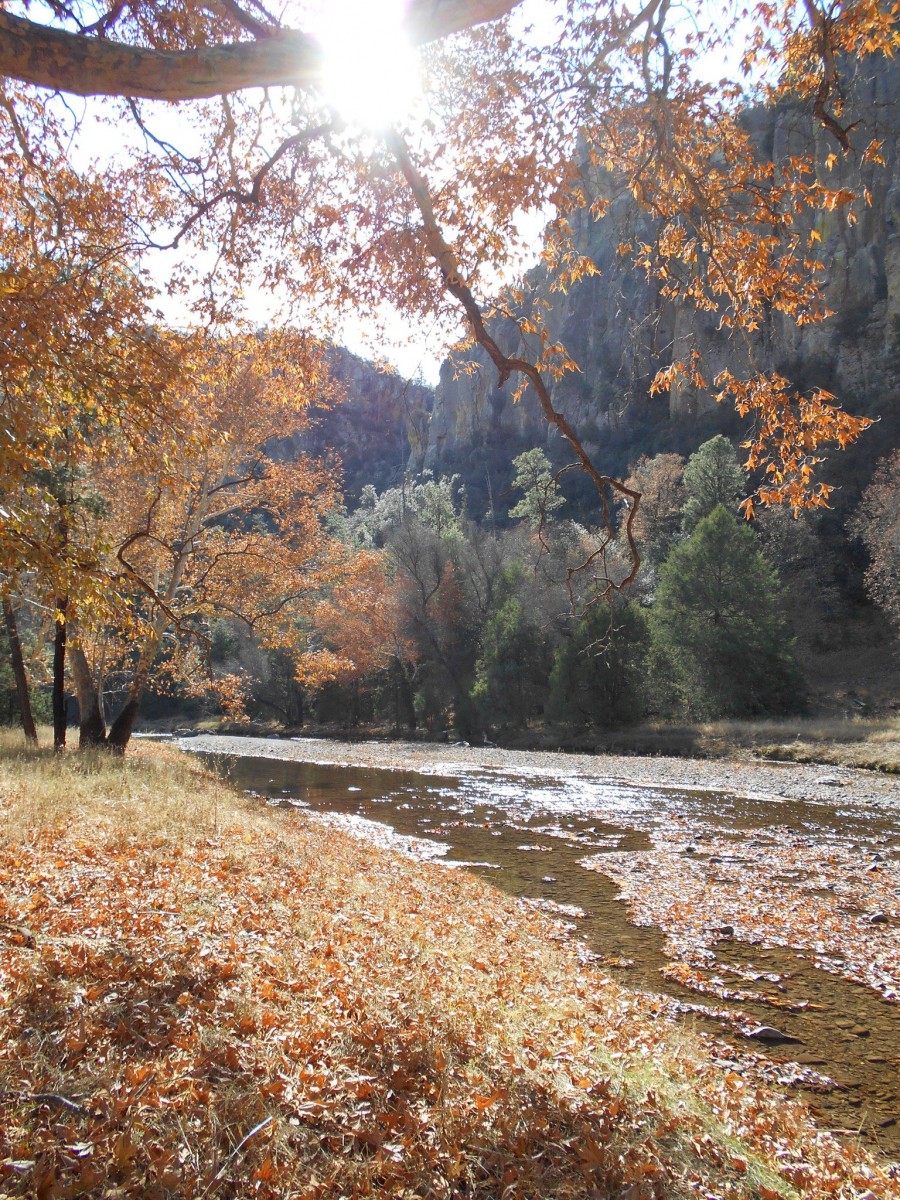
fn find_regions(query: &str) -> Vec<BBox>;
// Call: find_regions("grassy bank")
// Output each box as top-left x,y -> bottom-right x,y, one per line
570,716 -> 900,774
0,734 -> 895,1198
170,714 -> 900,774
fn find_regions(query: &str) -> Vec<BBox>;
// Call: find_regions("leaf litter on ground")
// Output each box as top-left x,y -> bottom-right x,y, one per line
0,737 -> 897,1199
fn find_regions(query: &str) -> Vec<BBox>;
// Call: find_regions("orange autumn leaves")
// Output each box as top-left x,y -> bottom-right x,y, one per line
0,284 -> 396,737
0,0 -> 895,620
70,331 -> 396,731
1,772 -> 897,1200
590,97 -> 875,516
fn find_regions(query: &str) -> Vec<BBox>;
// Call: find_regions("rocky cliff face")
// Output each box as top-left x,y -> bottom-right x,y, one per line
415,56 -> 900,477
276,346 -> 433,503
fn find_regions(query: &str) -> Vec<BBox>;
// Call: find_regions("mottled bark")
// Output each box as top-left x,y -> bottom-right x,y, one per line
2,595 -> 37,744
0,1 -> 521,101
69,644 -> 107,748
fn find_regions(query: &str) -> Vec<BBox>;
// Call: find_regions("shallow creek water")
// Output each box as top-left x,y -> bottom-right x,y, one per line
194,747 -> 900,1158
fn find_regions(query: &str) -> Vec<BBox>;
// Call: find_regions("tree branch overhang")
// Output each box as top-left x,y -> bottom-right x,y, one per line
0,0 -> 522,100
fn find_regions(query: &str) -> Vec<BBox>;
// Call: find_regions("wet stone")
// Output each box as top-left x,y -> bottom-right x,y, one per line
745,1025 -> 801,1044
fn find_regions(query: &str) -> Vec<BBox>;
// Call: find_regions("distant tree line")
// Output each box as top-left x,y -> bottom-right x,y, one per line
174,435 -> 892,739
4,432 -> 897,743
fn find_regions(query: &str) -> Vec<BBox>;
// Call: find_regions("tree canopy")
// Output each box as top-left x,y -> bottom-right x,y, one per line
0,0 -> 895,619
650,504 -> 803,717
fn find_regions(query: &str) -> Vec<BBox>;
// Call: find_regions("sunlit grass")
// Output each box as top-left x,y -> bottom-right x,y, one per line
574,716 -> 900,772
0,738 -> 894,1197
0,728 -> 234,842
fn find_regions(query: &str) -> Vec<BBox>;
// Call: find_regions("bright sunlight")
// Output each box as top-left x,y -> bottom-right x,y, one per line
317,0 -> 421,129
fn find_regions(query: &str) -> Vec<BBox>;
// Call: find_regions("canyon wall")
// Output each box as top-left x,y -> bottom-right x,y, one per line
415,57 -> 900,477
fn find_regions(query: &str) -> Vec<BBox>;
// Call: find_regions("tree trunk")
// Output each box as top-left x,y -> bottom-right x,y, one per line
52,596 -> 68,751
0,3 -> 521,102
69,644 -> 107,747
106,632 -> 161,753
394,657 -> 416,731
2,595 -> 38,744
106,693 -> 141,753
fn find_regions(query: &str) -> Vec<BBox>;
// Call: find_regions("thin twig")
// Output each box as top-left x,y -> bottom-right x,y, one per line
29,1093 -> 91,1116
386,130 -> 641,599
202,1115 -> 273,1195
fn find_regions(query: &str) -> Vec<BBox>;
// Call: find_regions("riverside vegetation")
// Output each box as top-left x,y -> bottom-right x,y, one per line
7,435 -> 896,754
1,732 -> 898,1199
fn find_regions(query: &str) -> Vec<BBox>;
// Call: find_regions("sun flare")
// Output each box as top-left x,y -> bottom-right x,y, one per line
317,0 -> 421,130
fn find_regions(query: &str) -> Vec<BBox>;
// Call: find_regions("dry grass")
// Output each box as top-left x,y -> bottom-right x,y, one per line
0,734 -> 896,1198
567,716 -> 900,772
0,729 -> 235,841
703,715 -> 900,773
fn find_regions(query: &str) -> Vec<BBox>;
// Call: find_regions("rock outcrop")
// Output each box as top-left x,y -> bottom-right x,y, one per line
415,56 -> 900,476
275,346 -> 433,503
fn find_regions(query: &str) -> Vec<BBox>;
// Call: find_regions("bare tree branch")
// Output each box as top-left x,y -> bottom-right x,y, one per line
145,121 -> 335,250
386,129 -> 641,598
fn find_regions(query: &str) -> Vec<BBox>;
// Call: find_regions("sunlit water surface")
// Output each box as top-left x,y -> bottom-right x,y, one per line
188,746 -> 900,1158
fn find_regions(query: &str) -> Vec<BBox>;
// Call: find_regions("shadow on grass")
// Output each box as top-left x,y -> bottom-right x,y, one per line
1,937 -> 736,1200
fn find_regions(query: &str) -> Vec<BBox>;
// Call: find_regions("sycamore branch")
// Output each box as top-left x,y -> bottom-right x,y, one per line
386,130 -> 641,597
0,0 -> 522,100
145,122 -> 334,250
801,0 -> 859,151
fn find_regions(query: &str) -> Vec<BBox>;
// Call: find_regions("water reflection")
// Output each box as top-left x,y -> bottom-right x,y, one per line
194,749 -> 900,1157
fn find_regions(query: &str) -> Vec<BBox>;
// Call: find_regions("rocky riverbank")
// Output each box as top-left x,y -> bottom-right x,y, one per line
177,732 -> 899,810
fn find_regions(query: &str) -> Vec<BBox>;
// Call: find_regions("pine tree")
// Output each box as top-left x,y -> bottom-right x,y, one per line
508,449 -> 564,530
650,505 -> 804,717
681,436 -> 746,533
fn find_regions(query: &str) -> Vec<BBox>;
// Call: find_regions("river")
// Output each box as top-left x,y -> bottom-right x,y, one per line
178,735 -> 900,1159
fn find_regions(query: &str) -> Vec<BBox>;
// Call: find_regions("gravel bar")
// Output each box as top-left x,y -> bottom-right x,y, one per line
177,733 -> 898,811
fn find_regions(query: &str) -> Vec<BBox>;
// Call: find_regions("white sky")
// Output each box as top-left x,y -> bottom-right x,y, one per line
66,0 -> 756,386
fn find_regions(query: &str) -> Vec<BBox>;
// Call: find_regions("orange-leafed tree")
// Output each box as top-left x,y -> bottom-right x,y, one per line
0,101 -> 189,746
0,0 -> 895,598
301,555 -> 421,729
67,330 -> 358,752
304,555 -> 416,684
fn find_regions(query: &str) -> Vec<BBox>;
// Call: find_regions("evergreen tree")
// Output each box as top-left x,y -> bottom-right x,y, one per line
547,602 -> 649,727
681,436 -> 746,533
471,567 -> 550,729
508,448 -> 565,529
650,505 -> 803,716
